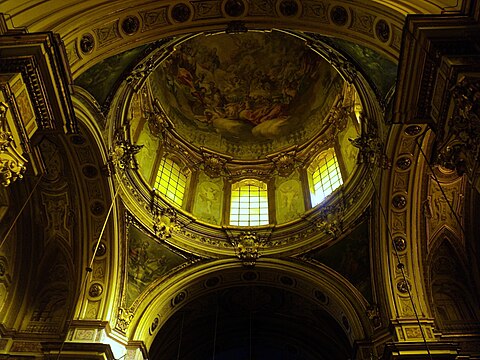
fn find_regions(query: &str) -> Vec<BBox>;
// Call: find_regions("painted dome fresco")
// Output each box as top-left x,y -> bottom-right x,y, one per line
148,31 -> 345,159
111,29 -> 365,229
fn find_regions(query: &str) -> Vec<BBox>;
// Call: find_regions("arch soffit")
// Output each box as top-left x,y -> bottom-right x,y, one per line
129,258 -> 373,350
66,95 -> 121,322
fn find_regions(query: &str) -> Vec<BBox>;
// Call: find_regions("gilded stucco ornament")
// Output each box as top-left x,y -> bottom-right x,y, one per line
108,132 -> 143,173
231,231 -> 265,267
366,304 -> 381,328
269,151 -> 298,177
314,205 -> 344,238
349,131 -> 389,169
0,103 -> 26,186
116,307 -> 135,333
153,206 -> 179,240
436,78 -> 480,180
201,151 -> 229,178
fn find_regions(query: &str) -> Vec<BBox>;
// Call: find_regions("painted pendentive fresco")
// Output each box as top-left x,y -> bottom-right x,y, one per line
127,224 -> 186,306
307,218 -> 372,302
75,45 -> 147,105
329,38 -> 397,99
150,31 -> 344,159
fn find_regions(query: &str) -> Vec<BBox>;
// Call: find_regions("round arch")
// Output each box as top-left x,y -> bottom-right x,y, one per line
128,258 -> 373,351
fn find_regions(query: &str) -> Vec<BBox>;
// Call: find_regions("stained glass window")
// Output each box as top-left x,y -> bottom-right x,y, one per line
154,158 -> 187,206
309,148 -> 343,206
230,179 -> 269,226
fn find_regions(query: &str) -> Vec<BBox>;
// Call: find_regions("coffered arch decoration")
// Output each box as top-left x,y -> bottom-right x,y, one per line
3,0 -> 425,76
127,259 -> 373,353
68,92 -> 123,325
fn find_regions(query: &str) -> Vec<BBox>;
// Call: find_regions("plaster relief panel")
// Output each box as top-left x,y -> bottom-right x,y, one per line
192,173 -> 224,225
275,175 -> 304,224
41,192 -> 72,247
425,169 -> 465,247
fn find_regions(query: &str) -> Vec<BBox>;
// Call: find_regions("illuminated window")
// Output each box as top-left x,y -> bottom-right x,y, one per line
230,179 -> 269,226
154,158 -> 187,206
308,148 -> 343,206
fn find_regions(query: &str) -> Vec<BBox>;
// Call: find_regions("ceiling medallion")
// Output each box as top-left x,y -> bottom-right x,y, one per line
375,19 -> 390,43
396,157 -> 412,170
79,33 -> 95,54
82,164 -> 99,179
121,16 -> 140,35
404,125 -> 422,136
393,237 -> 407,252
88,283 -> 103,297
90,200 -> 105,216
171,291 -> 187,306
330,6 -> 348,26
224,0 -> 246,17
171,3 -> 191,22
392,195 -> 407,209
93,242 -> 107,257
396,280 -> 410,294
205,276 -> 221,288
279,0 -> 299,17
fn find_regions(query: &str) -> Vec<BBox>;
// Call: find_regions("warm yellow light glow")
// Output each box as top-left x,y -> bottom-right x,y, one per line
230,179 -> 269,226
154,158 -> 187,206
309,148 -> 343,206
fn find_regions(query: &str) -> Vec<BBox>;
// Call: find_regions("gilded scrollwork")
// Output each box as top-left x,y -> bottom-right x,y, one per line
0,103 -> 26,186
